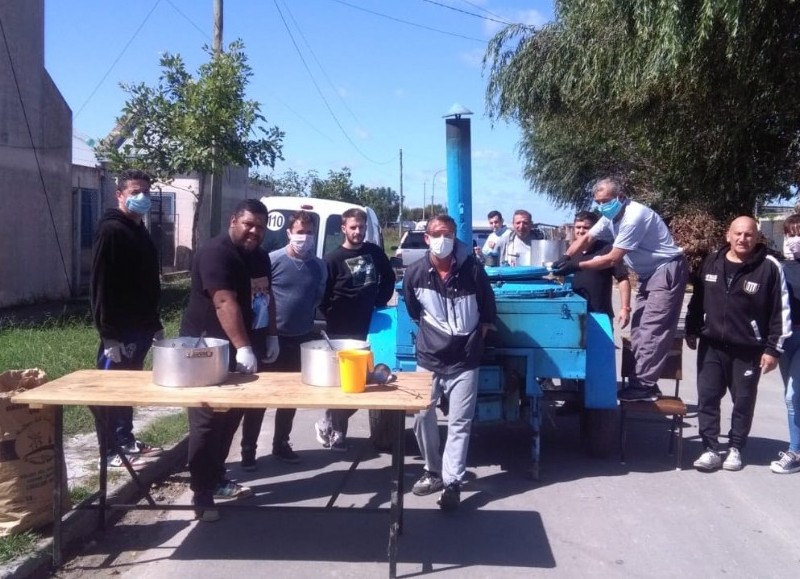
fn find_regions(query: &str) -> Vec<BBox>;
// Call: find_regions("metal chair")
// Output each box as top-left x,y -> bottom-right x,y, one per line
619,336 -> 687,469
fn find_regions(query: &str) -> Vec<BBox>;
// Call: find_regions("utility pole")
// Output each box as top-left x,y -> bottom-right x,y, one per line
398,148 -> 403,224
209,0 -> 224,237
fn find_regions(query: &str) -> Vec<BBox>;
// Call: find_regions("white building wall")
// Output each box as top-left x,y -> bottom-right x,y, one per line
0,0 -> 73,307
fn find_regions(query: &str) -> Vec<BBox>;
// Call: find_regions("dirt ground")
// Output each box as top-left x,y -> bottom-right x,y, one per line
51,474 -> 188,578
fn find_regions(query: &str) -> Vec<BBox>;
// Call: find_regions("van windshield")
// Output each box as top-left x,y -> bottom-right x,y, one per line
262,209 -> 321,255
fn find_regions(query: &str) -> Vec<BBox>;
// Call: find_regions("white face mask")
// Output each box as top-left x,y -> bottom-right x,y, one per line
429,235 -> 454,259
289,233 -> 315,256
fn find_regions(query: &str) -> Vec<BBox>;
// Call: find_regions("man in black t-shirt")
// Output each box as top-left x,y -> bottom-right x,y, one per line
314,208 -> 395,452
570,211 -> 631,325
180,198 -> 277,522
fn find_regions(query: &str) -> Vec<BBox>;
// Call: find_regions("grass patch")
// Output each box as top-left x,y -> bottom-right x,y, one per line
137,411 -> 188,449
0,278 -> 191,438
0,530 -> 40,565
69,485 -> 94,505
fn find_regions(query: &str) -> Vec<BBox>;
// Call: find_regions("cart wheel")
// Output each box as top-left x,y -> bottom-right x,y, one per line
369,409 -> 401,452
584,408 -> 618,458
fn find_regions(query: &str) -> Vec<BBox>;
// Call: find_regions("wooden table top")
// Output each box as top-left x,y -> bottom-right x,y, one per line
11,370 -> 433,412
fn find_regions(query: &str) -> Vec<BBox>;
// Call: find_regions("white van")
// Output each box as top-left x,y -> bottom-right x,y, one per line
259,196 -> 383,259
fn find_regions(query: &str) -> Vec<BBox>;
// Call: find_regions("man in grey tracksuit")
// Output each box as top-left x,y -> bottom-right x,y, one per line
402,214 -> 496,511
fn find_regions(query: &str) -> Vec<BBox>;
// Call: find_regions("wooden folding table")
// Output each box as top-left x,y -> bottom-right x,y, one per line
13,369 -> 432,578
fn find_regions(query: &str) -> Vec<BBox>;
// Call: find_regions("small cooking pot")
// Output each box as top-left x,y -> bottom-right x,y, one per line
152,337 -> 229,387
301,339 -> 370,387
530,240 -> 568,266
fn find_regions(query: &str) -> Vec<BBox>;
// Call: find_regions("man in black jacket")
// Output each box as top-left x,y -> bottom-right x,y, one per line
403,214 -> 496,511
686,216 -> 791,472
91,169 -> 164,470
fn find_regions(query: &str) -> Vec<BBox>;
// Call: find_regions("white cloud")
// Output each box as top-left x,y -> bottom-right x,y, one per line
393,88 -> 407,99
472,148 -> 502,160
353,127 -> 370,140
336,86 -> 350,99
483,8 -> 550,37
460,48 -> 486,69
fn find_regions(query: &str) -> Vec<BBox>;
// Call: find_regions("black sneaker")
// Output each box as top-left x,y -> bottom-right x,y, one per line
437,482 -> 461,511
240,448 -> 257,472
618,386 -> 659,402
412,470 -> 444,496
272,441 -> 301,464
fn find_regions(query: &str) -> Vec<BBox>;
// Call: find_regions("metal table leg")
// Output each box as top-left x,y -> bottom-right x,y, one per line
388,410 -> 405,578
52,405 -> 63,568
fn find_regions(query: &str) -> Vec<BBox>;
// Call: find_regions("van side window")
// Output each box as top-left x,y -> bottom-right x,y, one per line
323,215 -> 343,256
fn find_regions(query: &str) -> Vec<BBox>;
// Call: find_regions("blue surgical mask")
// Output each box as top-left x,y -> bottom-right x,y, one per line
597,197 -> 623,220
125,193 -> 152,215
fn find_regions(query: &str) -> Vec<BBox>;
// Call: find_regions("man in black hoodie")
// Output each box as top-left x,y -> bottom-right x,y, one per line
403,214 -> 496,511
91,169 -> 164,469
686,216 -> 791,472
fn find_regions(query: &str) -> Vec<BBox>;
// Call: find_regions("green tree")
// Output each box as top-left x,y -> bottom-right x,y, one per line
356,185 -> 399,225
310,168 -> 358,203
485,0 -> 800,220
96,40 -> 284,247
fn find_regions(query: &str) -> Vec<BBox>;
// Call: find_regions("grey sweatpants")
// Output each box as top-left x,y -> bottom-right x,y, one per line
629,255 -> 689,390
413,368 -> 479,486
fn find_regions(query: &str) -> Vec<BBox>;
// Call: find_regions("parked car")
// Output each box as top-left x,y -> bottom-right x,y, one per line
259,196 -> 382,259
392,230 -> 428,268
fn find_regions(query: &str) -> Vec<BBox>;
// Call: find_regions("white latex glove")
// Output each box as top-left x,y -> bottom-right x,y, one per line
102,339 -> 123,364
235,346 -> 258,374
263,335 -> 280,364
153,329 -> 165,342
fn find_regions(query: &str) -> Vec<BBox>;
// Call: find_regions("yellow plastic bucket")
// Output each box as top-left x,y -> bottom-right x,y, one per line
337,349 -> 374,393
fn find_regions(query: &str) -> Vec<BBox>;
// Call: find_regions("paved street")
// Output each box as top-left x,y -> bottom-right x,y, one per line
54,332 -> 800,579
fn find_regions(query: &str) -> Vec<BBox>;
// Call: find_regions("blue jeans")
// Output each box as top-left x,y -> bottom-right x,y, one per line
778,331 -> 800,453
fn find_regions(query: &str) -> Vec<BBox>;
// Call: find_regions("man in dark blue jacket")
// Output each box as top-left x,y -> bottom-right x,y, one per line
403,214 -> 496,511
686,216 -> 791,472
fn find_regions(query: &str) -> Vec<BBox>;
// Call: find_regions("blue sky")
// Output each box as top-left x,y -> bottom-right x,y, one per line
45,0 -> 572,225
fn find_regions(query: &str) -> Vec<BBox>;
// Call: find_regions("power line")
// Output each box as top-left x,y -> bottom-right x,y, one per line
73,0 -> 163,120
421,0 -> 511,26
165,0 -> 209,39
279,0 -> 361,125
458,0 -> 510,22
273,0 -> 397,166
328,0 -> 486,43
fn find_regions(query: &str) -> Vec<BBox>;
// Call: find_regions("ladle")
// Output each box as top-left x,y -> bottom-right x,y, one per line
320,330 -> 335,350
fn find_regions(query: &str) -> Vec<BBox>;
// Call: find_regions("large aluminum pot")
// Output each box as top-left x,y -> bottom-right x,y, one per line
152,337 -> 229,387
530,239 -> 568,267
301,339 -> 370,387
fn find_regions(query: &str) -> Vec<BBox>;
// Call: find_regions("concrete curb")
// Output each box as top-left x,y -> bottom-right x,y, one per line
0,437 -> 189,579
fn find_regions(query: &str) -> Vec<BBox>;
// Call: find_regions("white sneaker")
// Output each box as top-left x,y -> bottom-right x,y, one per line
693,449 -> 722,471
723,447 -> 743,471
770,451 -> 800,474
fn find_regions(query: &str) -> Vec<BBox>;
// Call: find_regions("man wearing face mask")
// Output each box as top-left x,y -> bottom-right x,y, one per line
91,169 -> 164,470
403,215 -> 496,511
314,208 -> 395,452
553,177 -> 688,402
239,211 -> 327,469
180,199 -> 276,521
